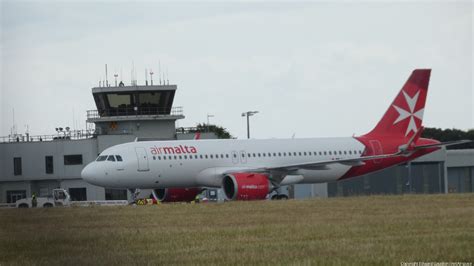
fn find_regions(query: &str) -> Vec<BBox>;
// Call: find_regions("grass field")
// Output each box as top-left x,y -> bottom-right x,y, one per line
0,194 -> 473,265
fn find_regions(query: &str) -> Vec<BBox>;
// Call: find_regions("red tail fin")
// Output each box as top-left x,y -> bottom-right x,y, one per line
364,69 -> 431,139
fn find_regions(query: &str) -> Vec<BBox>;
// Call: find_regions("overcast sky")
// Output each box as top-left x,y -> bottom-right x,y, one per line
1,1 -> 472,139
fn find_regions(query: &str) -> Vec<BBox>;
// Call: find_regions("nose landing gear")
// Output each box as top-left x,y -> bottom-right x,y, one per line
129,188 -> 141,204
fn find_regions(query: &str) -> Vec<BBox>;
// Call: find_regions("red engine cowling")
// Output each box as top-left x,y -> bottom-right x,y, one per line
153,188 -> 201,203
223,173 -> 270,200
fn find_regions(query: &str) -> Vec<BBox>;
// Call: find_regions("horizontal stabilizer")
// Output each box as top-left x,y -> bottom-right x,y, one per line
414,140 -> 472,150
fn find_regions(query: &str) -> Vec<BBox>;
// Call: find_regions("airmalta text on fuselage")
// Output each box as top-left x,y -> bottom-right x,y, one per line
150,145 -> 198,155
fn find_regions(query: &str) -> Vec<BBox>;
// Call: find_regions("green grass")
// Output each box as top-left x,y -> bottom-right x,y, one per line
0,194 -> 473,265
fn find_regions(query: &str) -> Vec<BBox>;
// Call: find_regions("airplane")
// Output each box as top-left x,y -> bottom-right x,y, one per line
81,69 -> 470,202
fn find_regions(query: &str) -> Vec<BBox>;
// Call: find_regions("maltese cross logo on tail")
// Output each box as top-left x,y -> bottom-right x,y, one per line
392,90 -> 424,136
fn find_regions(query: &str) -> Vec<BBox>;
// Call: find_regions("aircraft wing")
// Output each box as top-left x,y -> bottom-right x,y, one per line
251,152 -> 404,173
222,151 -> 404,176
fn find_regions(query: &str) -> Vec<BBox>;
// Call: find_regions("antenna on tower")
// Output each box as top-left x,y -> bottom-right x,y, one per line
145,68 -> 148,86
166,67 -> 169,85
158,61 -> 162,85
11,108 -> 17,137
114,73 -> 118,87
131,61 -> 136,86
150,69 -> 154,85
105,64 -> 109,87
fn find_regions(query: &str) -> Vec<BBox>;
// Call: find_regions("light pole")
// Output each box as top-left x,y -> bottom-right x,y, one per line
241,111 -> 258,139
207,114 -> 214,132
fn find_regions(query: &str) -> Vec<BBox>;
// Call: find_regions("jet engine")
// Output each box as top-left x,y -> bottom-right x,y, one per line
223,173 -> 271,200
153,188 -> 201,203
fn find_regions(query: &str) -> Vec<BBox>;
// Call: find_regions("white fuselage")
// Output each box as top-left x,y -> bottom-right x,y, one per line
82,137 -> 365,189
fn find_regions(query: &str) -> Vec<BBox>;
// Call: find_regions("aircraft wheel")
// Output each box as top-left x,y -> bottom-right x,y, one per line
271,194 -> 279,200
277,194 -> 289,200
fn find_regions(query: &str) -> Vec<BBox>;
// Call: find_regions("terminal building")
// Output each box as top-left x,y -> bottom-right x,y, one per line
0,80 -> 473,204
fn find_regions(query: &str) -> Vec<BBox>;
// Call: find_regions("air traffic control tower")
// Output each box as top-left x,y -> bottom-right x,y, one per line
86,83 -> 184,139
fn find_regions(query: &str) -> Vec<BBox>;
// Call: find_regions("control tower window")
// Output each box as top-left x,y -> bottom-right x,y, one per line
107,93 -> 133,108
138,92 -> 160,106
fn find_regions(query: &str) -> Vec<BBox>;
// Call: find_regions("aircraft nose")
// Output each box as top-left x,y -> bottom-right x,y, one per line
81,163 -> 100,185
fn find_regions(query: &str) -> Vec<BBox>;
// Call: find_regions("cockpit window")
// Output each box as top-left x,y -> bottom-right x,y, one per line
96,156 -> 107,162
107,155 -> 116,162
116,155 -> 123,161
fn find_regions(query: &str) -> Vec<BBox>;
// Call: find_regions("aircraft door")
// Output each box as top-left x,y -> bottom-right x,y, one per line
135,147 -> 150,171
369,140 -> 383,164
240,150 -> 247,164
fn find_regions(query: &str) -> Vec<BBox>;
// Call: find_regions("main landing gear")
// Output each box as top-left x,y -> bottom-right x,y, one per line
271,194 -> 289,200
